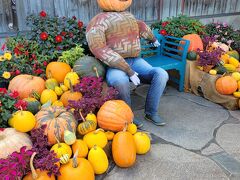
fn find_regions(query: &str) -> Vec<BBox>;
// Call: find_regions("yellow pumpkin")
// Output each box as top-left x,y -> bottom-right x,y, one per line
88,145 -> 109,174
233,92 -> 240,98
72,140 -> 89,158
64,130 -> 76,145
97,0 -> 132,12
83,129 -> 108,149
105,131 -> 115,141
133,132 -> 151,155
232,72 -> 240,81
45,78 -> 59,90
85,112 -> 97,124
52,100 -> 64,107
50,141 -> 72,159
127,123 -> 137,135
60,154 -> 70,164
238,81 -> 240,90
229,57 -> 239,68
54,86 -> 63,96
11,110 -> 36,132
40,89 -> 58,104
221,54 -> 230,64
64,72 -> 80,89
60,83 -> 68,92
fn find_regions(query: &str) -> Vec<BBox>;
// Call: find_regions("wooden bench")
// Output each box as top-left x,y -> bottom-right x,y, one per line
140,30 -> 190,92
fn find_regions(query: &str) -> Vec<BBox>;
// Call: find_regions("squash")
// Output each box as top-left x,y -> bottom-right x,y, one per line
85,112 -> 97,124
133,132 -> 151,155
58,151 -> 95,180
105,131 -> 115,141
11,110 -> 36,132
23,98 -> 41,114
8,75 -> 45,99
60,83 -> 68,92
72,139 -> 89,158
232,72 -> 240,81
35,106 -> 77,145
60,154 -> 70,164
45,78 -> 59,90
40,89 -> 58,105
209,69 -> 217,75
0,128 -> 32,159
46,62 -> 71,83
221,54 -> 230,64
78,110 -> 97,135
54,86 -> 63,96
23,152 -> 55,180
73,56 -> 105,78
227,50 -> 239,60
88,145 -> 109,174
182,34 -> 203,52
64,72 -> 80,89
127,123 -> 137,135
97,100 -> 134,132
51,139 -> 72,159
229,57 -> 239,67
64,130 -> 76,145
97,0 -> 132,12
52,100 -> 64,107
233,92 -> 240,98
224,64 -> 236,72
216,76 -> 238,95
187,51 -> 197,60
83,129 -> 108,149
214,66 -> 227,75
112,126 -> 136,168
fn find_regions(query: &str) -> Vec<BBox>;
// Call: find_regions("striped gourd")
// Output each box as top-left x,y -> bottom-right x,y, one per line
35,106 -> 77,145
78,120 -> 97,135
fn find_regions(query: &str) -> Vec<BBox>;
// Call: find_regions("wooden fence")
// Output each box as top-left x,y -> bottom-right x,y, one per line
0,0 -> 240,35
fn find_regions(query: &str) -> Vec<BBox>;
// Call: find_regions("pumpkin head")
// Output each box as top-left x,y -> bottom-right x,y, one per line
0,128 -> 32,159
182,34 -> 203,52
97,0 -> 132,12
8,75 -> 45,99
58,152 -> 95,180
112,126 -> 136,168
46,62 -> 71,83
35,106 -> 77,145
97,100 -> 134,132
23,152 -> 55,180
73,56 -> 105,78
216,76 -> 238,95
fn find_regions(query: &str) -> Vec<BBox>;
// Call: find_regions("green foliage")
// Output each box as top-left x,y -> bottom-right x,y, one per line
151,15 -> 206,37
58,45 -> 85,67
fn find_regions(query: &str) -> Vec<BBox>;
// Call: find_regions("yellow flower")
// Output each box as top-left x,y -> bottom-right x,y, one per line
2,71 -> 11,79
0,56 -> 5,62
4,52 -> 12,60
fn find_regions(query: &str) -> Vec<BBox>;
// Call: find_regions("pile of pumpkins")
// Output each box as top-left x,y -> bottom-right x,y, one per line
2,58 -> 152,179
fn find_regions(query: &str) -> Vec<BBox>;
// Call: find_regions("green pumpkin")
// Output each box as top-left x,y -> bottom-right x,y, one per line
23,98 -> 41,114
227,50 -> 239,60
78,120 -> 97,135
214,65 -> 227,75
73,56 -> 105,78
187,51 -> 197,60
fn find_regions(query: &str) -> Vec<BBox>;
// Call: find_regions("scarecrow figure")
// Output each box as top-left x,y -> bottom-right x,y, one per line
86,0 -> 168,127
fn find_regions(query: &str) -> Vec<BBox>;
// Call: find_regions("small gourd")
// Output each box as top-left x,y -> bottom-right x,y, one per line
60,83 -> 68,92
85,111 -> 97,124
88,145 -> 109,174
72,139 -> 89,158
52,100 -> 64,107
50,137 -> 72,159
45,78 -> 59,90
54,86 -> 63,96
77,110 -> 97,135
83,129 -> 108,149
60,154 -> 70,164
64,72 -> 80,89
64,130 -> 76,145
105,131 -> 115,141
127,123 -> 137,135
133,132 -> 151,155
40,89 -> 58,104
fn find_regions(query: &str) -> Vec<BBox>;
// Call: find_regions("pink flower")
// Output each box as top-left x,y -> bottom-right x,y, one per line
0,88 -> 7,94
39,10 -> 47,17
15,69 -> 21,75
78,21 -> 83,28
223,22 -> 228,27
14,100 -> 27,110
43,61 -> 48,66
1,43 -> 6,51
161,21 -> 169,27
9,91 -> 19,99
216,25 -> 220,29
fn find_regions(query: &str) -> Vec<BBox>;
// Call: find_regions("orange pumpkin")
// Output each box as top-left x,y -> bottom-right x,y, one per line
46,62 -> 71,83
97,0 -> 132,12
35,106 -> 77,145
216,76 -> 238,95
182,34 -> 203,52
8,75 -> 45,99
97,100 -> 134,132
58,152 -> 94,180
112,127 -> 136,168
23,152 -> 55,180
60,90 -> 82,107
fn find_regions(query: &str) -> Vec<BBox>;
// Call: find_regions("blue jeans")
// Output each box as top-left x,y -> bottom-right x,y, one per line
106,57 -> 169,116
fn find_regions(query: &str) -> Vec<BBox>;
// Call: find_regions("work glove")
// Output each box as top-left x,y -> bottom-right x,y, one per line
130,72 -> 140,86
152,40 -> 161,47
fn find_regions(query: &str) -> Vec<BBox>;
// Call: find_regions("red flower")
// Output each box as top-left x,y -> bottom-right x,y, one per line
72,16 -> 77,20
39,10 -> 47,17
43,61 -> 48,66
24,50 -> 29,56
32,54 -> 37,60
0,88 -> 7,94
78,21 -> 83,28
9,91 -> 19,99
0,101 -> 2,107
162,21 -> 169,27
1,43 -> 6,51
159,29 -> 167,36
60,31 -> 67,36
69,32 -> 74,38
56,46 -> 61,50
14,100 -> 27,110
14,47 -> 22,56
35,69 -> 43,74
15,69 -> 21,75
55,35 -> 63,43
40,32 -> 48,41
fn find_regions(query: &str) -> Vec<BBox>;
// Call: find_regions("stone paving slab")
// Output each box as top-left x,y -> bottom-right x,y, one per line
134,95 -> 229,150
229,111 -> 240,122
106,144 -> 228,180
201,143 -> 224,156
216,124 -> 240,162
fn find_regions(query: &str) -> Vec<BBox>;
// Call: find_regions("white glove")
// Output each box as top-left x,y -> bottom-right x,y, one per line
130,72 -> 140,86
152,40 -> 160,47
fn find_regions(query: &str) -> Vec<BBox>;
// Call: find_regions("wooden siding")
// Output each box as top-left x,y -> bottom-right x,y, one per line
0,0 -> 240,34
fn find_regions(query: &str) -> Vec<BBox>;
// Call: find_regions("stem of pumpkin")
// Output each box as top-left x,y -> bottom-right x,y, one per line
72,150 -> 79,168
93,67 -> 99,78
79,109 -> 86,122
67,78 -> 74,93
54,135 -> 61,148
30,152 -> 38,179
94,128 -> 104,134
